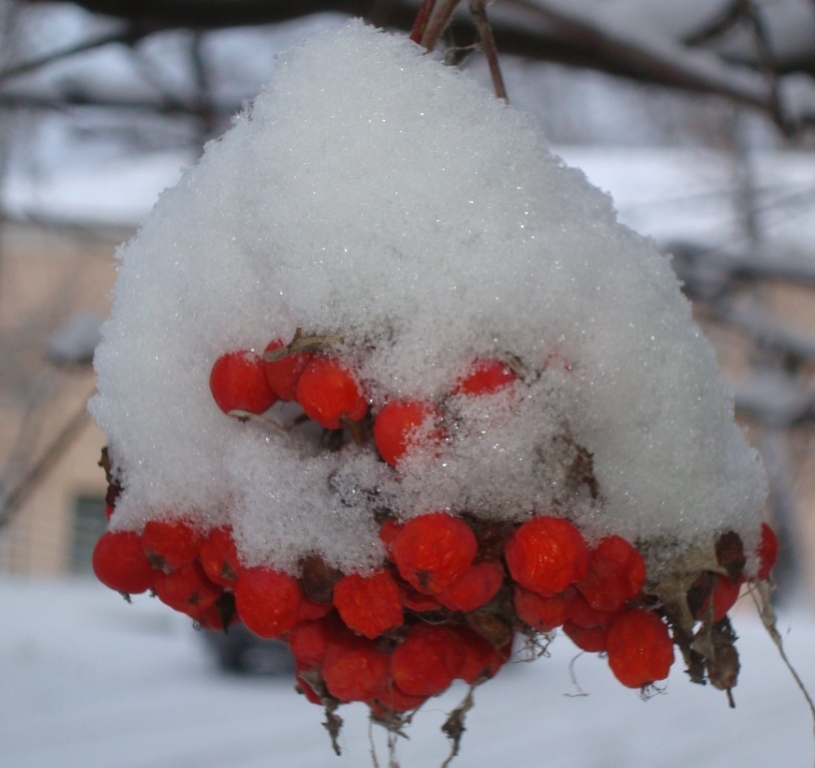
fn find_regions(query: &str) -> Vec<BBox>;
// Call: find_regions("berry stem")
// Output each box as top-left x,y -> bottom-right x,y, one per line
420,0 -> 461,52
263,328 -> 344,362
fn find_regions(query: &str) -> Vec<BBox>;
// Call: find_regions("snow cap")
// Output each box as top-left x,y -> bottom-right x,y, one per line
90,20 -> 767,575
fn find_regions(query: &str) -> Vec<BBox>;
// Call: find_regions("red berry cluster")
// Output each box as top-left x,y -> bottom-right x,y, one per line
95,337 -> 781,730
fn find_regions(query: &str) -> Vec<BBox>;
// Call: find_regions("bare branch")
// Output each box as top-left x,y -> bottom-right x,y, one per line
469,0 -> 507,101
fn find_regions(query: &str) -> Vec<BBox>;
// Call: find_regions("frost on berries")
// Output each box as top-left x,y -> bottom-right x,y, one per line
88,20 -> 774,761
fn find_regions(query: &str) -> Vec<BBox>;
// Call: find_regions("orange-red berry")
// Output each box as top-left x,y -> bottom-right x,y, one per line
505,516 -> 590,597
372,686 -> 428,713
456,626 -> 508,685
153,561 -> 221,616
141,517 -> 204,572
566,591 -> 622,629
391,512 -> 477,595
576,535 -> 645,612
288,616 -> 334,668
513,585 -> 572,632
234,566 -> 302,638
696,573 -> 743,622
398,583 -> 444,613
322,636 -> 390,702
437,560 -> 504,612
199,526 -> 243,586
92,530 -> 155,595
333,570 -> 404,639
373,400 -> 445,467
563,621 -> 609,653
379,519 -> 404,554
210,350 -> 278,415
263,339 -> 313,401
606,609 -> 674,688
295,356 -> 368,430
390,624 -> 465,697
453,358 -> 518,397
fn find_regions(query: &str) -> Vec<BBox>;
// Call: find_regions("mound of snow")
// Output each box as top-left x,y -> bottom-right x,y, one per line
89,21 -> 766,575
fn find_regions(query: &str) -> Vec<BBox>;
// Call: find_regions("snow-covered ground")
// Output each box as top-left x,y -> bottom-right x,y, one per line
1,576 -> 812,768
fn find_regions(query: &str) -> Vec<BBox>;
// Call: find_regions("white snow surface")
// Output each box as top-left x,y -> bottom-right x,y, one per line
89,21 -> 766,575
3,577 -> 814,768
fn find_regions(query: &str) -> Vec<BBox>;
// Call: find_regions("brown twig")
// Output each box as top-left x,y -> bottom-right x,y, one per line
469,0 -> 508,101
420,0 -> 461,52
410,0 -> 437,44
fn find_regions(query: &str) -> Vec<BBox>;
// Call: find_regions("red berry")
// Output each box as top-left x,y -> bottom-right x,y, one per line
437,560 -> 504,612
562,621 -> 609,653
333,570 -> 404,639
104,504 -> 114,521
264,339 -> 313,401
757,523 -> 778,580
456,626 -> 508,684
210,350 -> 278,415
696,573 -> 743,622
453,358 -> 518,397
295,356 -> 368,430
141,518 -> 204,572
373,400 -> 445,467
235,566 -> 302,638
566,591 -> 622,629
606,609 -> 674,688
390,624 -> 465,697
192,601 -> 239,631
153,561 -> 221,616
199,526 -> 243,586
505,516 -> 590,597
297,597 -> 334,622
93,530 -> 155,595
391,512 -> 477,595
576,535 -> 646,612
379,519 -> 404,554
373,686 -> 428,713
398,583 -> 444,613
513,585 -> 572,632
288,617 -> 334,668
322,636 -> 390,702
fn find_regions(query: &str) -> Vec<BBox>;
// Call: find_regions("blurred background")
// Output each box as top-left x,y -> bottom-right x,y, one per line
2,2 -> 815,766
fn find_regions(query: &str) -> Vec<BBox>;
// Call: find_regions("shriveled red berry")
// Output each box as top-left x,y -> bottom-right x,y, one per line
333,570 -> 404,639
322,636 -> 390,702
606,609 -> 674,688
373,400 -> 446,467
210,350 -> 278,415
514,585 -> 572,632
296,667 -> 324,705
757,523 -> 778,580
437,560 -> 504,612
141,517 -> 203,572
235,566 -> 302,638
453,358 -> 518,397
153,561 -> 221,616
390,624 -> 465,697
505,516 -> 590,597
263,339 -> 313,401
456,626 -> 508,685
576,535 -> 646,612
391,512 -> 477,595
93,530 -> 155,594
295,356 -> 367,430
563,621 -> 609,653
199,526 -> 243,586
